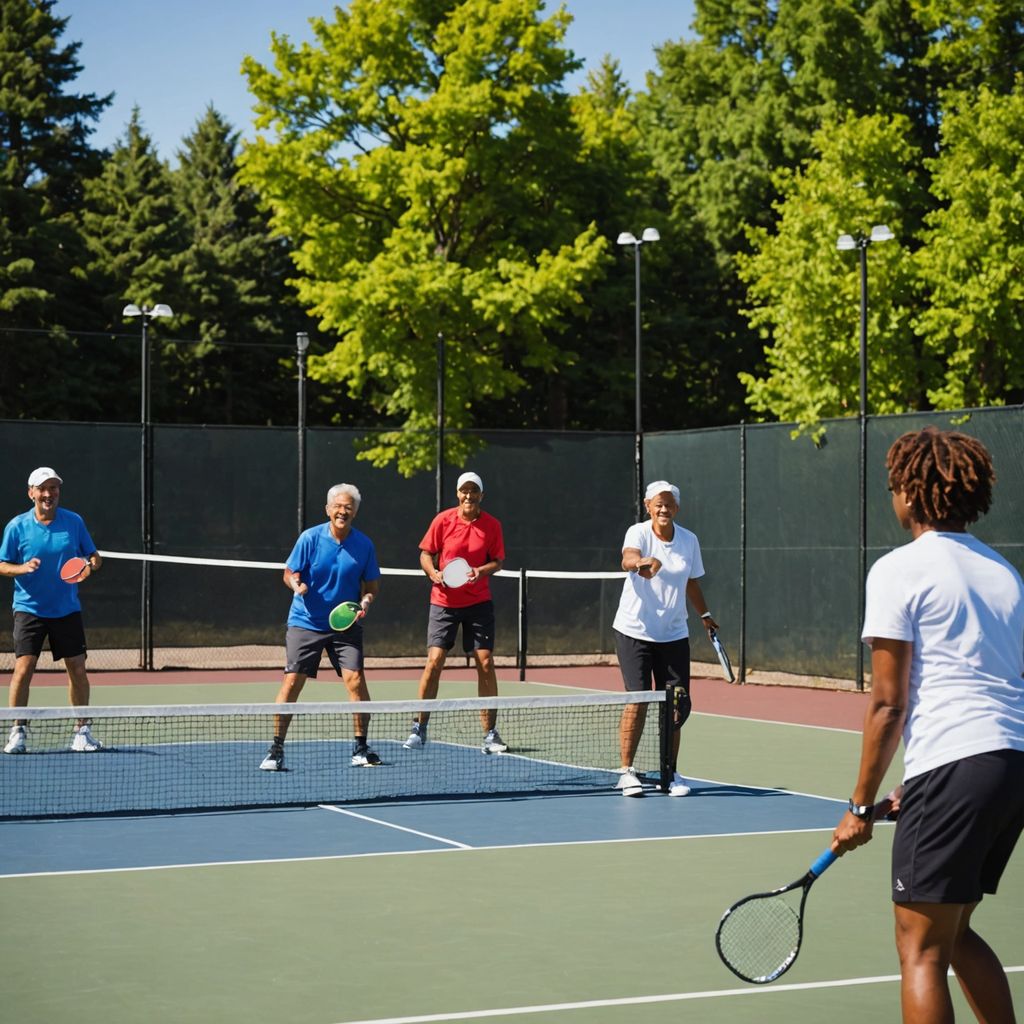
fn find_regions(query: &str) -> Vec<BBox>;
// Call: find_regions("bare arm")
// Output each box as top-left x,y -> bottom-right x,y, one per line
0,558 -> 40,577
832,637 -> 910,853
621,546 -> 661,578
685,578 -> 717,632
359,578 -> 380,612
283,567 -> 307,596
420,549 -> 443,585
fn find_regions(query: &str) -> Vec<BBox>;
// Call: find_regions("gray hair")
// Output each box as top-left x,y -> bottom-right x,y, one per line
326,483 -> 361,509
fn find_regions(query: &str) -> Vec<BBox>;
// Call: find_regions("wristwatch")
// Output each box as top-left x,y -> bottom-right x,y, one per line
848,799 -> 873,821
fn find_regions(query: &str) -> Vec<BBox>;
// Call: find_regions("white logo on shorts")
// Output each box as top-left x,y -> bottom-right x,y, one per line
894,878 -> 905,892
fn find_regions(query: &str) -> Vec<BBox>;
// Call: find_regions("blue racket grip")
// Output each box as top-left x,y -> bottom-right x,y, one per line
809,848 -> 838,878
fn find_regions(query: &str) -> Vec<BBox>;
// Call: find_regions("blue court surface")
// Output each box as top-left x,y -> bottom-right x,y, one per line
0,778 -> 844,876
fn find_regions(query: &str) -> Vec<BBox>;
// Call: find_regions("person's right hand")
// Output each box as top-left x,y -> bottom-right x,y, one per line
20,558 -> 40,575
636,557 -> 662,579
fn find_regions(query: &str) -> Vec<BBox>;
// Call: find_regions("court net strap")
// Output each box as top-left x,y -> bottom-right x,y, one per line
96,550 -> 626,580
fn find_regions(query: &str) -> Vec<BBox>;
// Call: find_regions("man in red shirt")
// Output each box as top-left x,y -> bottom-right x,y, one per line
404,472 -> 507,753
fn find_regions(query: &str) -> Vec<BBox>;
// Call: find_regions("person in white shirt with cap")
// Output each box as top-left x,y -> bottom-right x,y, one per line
0,467 -> 104,754
404,471 -> 508,754
612,480 -> 717,796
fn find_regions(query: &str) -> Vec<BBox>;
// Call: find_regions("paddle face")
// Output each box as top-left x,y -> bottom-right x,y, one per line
441,557 -> 471,588
60,557 -> 89,583
716,848 -> 836,984
328,601 -> 363,631
709,628 -> 735,683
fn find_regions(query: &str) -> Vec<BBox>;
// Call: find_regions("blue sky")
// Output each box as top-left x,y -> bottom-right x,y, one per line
59,0 -> 696,162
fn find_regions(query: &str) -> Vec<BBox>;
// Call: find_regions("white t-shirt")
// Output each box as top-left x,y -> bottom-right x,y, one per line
862,530 -> 1024,780
612,521 -> 705,643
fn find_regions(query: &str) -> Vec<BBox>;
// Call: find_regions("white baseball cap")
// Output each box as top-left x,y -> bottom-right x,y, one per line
27,467 -> 62,488
645,480 -> 680,502
457,472 -> 483,491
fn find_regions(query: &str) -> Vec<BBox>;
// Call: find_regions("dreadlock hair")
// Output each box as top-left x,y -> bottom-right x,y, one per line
886,427 -> 995,527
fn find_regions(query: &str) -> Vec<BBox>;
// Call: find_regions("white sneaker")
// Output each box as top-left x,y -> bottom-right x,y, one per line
668,772 -> 691,797
403,724 -> 425,749
616,767 -> 644,797
4,725 -> 26,755
482,729 -> 507,754
71,724 -> 103,752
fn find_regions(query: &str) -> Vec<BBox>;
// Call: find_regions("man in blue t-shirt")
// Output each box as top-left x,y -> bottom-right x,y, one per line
0,468 -> 104,754
259,483 -> 382,772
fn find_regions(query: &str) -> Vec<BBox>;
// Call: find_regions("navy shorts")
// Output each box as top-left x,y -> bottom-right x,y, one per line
284,625 -> 363,678
613,630 -> 690,692
13,611 -> 87,662
891,748 -> 1024,904
427,601 -> 495,653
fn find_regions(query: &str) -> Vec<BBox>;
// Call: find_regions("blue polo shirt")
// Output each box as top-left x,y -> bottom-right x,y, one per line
0,508 -> 98,618
285,523 -> 381,632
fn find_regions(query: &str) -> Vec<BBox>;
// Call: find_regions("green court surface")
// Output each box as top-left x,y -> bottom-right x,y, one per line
3,677 -> 1022,1023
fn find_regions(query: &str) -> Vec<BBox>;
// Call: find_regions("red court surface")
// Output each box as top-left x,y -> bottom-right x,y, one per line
28,664 -> 870,731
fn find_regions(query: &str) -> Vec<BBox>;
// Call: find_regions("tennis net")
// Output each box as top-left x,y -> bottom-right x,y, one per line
0,691 -> 673,819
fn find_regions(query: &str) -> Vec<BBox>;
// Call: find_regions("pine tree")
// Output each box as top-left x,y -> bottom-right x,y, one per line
0,0 -> 110,416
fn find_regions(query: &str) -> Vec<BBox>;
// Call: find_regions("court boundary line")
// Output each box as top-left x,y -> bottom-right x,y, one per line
0,824 -> 855,879
332,967 -> 1024,1024
317,804 -> 472,849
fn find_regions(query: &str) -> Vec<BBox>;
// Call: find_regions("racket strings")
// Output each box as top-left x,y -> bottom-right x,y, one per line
717,893 -> 802,983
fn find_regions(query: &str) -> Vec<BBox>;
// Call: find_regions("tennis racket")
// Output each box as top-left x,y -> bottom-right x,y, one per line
59,557 -> 89,583
328,601 -> 364,631
441,556 -> 471,588
708,627 -> 735,683
715,847 -> 836,984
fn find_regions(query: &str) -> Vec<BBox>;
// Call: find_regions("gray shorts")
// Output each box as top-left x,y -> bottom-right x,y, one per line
285,625 -> 363,677
427,601 -> 495,653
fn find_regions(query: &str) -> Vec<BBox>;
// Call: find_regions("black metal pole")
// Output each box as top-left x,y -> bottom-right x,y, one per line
856,243 -> 869,691
141,314 -> 153,671
738,421 -> 747,684
296,332 -> 308,535
633,243 -> 643,523
436,331 -> 444,514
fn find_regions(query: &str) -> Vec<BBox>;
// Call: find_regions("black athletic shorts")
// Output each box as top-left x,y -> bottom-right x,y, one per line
613,629 -> 690,692
891,748 -> 1024,904
13,611 -> 87,662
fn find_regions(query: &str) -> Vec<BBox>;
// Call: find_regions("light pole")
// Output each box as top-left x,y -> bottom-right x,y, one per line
296,332 -> 309,534
836,225 -> 893,689
617,227 -> 660,522
436,331 -> 445,514
122,302 -> 173,671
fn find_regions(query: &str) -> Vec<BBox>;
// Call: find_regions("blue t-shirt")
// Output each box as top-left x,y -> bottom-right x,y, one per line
285,523 -> 381,632
0,507 -> 98,617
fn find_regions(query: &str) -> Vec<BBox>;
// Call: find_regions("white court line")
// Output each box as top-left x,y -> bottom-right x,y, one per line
0,825 -> 846,879
316,804 -> 472,849
332,968 -> 1024,1023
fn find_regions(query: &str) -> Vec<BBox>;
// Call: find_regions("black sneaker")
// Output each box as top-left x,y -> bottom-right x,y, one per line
351,745 -> 381,767
259,741 -> 284,771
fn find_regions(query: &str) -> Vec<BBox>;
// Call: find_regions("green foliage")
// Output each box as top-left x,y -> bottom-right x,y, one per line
239,0 -> 609,474
737,114 -> 925,431
914,83 -> 1024,408
79,109 -> 186,324
0,0 -> 110,416
170,107 -> 300,424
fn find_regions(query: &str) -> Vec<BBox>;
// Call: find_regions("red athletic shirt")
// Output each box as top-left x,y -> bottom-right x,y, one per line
419,507 -> 505,608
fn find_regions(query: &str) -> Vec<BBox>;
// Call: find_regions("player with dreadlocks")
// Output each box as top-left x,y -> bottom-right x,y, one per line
831,427 -> 1024,1024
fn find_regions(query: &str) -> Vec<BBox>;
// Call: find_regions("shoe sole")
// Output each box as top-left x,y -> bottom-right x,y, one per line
259,763 -> 283,771
621,787 -> 644,797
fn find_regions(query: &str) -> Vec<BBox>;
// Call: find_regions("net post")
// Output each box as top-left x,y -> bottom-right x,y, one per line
517,567 -> 528,681
659,685 -> 675,792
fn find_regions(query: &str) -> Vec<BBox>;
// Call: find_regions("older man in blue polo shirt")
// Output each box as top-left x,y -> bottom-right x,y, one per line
0,467 -> 103,754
